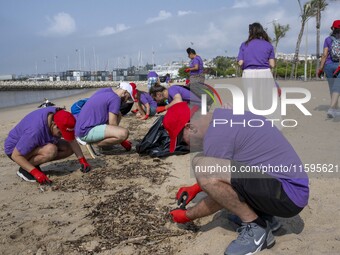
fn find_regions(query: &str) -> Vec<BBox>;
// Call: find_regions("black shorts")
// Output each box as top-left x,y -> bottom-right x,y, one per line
230,161 -> 303,218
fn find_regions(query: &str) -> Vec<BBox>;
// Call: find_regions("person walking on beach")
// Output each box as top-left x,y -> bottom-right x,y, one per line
164,102 -> 309,255
4,108 -> 91,184
75,83 -> 134,152
185,48 -> 205,84
147,71 -> 160,91
134,90 -> 158,120
237,22 -> 281,128
318,20 -> 340,118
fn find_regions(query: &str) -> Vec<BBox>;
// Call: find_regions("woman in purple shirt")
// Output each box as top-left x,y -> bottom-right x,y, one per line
185,48 -> 205,84
149,85 -> 201,111
237,22 -> 281,129
318,20 -> 340,118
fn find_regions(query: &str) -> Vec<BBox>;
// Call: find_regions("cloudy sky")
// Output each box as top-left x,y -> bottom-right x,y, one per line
0,0 -> 339,75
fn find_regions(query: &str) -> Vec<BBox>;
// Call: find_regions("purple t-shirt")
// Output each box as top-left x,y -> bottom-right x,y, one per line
203,108 -> 309,208
4,107 -> 58,156
190,55 -> 204,75
237,39 -> 275,70
324,36 -> 336,65
168,85 -> 201,104
147,71 -> 158,79
140,92 -> 157,108
75,88 -> 121,137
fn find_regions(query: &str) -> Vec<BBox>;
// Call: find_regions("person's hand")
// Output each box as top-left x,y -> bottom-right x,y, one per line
169,208 -> 191,223
333,66 -> 340,77
78,157 -> 91,173
141,114 -> 149,120
184,68 -> 191,73
156,106 -> 166,113
121,140 -> 132,151
318,69 -> 324,78
30,168 -> 52,185
176,183 -> 202,207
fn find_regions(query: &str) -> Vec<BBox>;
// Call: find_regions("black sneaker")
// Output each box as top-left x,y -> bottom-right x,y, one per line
16,167 -> 36,182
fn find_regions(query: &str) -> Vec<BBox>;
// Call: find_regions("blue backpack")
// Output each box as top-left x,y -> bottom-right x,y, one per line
71,98 -> 89,115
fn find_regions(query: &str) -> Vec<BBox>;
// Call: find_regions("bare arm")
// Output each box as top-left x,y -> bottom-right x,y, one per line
165,94 -> 182,109
238,60 -> 243,67
69,139 -> 85,159
108,112 -> 120,126
11,148 -> 35,172
269,59 -> 275,69
319,47 -> 329,70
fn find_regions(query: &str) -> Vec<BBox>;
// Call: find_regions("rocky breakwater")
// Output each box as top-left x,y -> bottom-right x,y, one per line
0,81 -> 127,91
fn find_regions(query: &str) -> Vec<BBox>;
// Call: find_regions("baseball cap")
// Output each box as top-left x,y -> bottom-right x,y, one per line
332,20 -> 340,29
163,102 -> 191,153
129,82 -> 137,101
53,110 -> 76,141
119,82 -> 134,100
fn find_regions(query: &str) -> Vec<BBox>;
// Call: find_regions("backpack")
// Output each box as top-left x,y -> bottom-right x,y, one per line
330,36 -> 340,62
71,98 -> 89,115
136,116 -> 190,157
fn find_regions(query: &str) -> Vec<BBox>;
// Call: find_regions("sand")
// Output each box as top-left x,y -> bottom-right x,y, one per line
0,79 -> 339,255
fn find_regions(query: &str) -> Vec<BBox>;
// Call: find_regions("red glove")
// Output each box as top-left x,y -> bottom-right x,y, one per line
333,66 -> 340,78
318,69 -> 324,78
141,114 -> 149,120
184,68 -> 191,73
78,157 -> 91,173
121,140 -> 132,151
156,106 -> 166,113
30,168 -> 52,185
170,208 -> 191,223
176,183 -> 202,207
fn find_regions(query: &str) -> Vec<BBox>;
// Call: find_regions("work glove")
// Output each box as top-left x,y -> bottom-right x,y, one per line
30,168 -> 52,185
333,66 -> 340,78
78,157 -> 91,173
176,183 -> 202,207
169,208 -> 191,223
184,68 -> 191,73
121,140 -> 132,151
318,69 -> 324,78
141,114 -> 149,120
156,106 -> 166,113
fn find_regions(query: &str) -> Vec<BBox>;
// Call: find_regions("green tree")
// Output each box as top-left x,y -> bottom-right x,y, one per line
178,66 -> 189,79
272,23 -> 290,53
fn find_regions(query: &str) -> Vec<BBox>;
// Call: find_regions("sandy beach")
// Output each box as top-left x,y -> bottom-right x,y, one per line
0,78 -> 339,255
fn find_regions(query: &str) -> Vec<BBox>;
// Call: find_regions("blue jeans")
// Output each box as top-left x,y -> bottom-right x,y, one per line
324,62 -> 340,94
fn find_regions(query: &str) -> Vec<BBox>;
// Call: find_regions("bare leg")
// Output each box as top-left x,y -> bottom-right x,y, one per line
96,125 -> 129,147
330,92 -> 339,109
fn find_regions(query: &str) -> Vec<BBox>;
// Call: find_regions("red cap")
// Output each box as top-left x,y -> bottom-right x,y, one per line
332,20 -> 340,29
129,82 -> 138,101
185,79 -> 190,85
54,110 -> 76,141
163,102 -> 191,153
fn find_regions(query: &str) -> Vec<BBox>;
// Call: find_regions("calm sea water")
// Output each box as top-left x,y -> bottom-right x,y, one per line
0,89 -> 89,109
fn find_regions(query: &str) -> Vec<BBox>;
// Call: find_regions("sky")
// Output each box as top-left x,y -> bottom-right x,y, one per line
0,0 -> 339,75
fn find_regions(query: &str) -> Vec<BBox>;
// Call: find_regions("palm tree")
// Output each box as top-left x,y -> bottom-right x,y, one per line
273,23 -> 290,53
272,23 -> 290,78
314,0 -> 328,78
290,0 -> 318,79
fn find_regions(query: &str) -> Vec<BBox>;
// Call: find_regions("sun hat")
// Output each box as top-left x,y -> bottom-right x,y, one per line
53,110 -> 76,141
119,82 -> 134,100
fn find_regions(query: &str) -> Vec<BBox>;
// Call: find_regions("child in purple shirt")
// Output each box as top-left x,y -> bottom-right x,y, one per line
4,107 -> 91,184
134,90 -> 158,120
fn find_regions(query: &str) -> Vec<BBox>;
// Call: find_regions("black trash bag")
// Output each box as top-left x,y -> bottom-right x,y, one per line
120,101 -> 134,115
136,116 -> 189,157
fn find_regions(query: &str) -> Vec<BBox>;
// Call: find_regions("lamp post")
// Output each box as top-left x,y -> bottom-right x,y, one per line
304,20 -> 308,82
